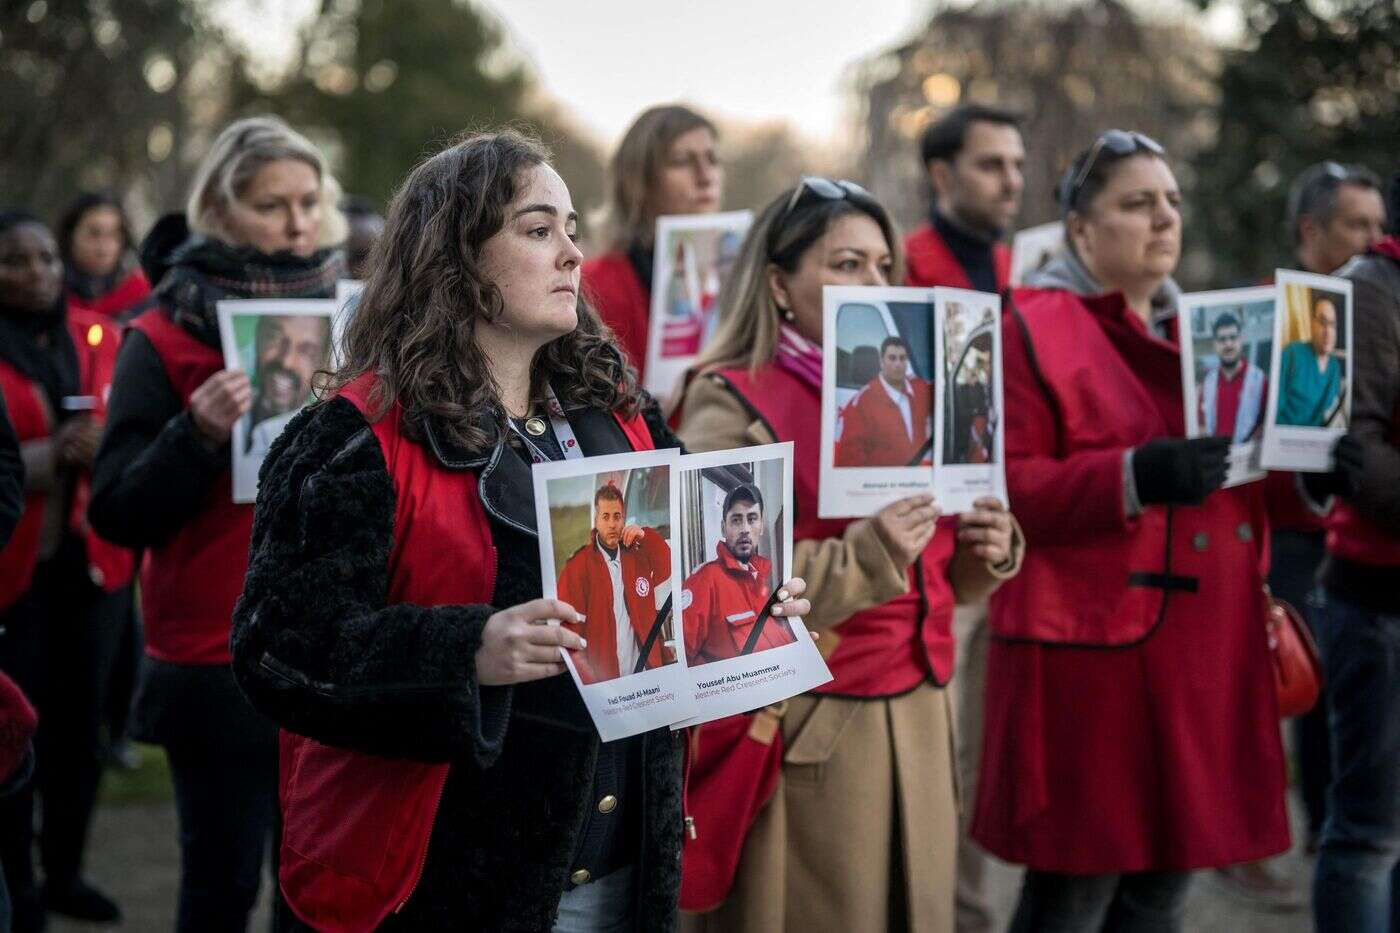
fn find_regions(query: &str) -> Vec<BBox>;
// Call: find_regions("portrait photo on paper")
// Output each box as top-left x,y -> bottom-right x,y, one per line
217,299 -> 336,504
671,443 -> 830,729
644,210 -> 752,402
532,449 -> 697,740
820,285 -> 938,518
1177,286 -> 1275,487
1260,270 -> 1353,472
932,287 -> 1007,512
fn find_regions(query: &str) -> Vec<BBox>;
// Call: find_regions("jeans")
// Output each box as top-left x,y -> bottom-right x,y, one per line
1010,870 -> 1193,933
1270,529 -> 1330,841
1312,587 -> 1400,933
166,739 -> 278,933
552,866 -> 635,933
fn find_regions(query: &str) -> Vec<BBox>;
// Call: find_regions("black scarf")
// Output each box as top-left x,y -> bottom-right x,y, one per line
155,236 -> 345,348
931,207 -> 1000,295
0,300 -> 80,418
64,265 -> 123,302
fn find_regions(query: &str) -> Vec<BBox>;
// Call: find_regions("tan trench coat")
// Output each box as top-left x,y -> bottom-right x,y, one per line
676,373 -> 1023,933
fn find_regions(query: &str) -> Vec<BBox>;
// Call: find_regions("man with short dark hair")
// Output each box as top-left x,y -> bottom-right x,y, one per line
905,104 -> 1024,291
1238,161 -> 1387,907
1200,311 -> 1268,442
1310,175 -> 1400,933
681,484 -> 795,665
558,482 -> 672,684
1290,162 -> 1386,276
834,336 -> 932,467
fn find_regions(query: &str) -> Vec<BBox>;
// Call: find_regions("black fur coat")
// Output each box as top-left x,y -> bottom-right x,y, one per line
231,396 -> 683,932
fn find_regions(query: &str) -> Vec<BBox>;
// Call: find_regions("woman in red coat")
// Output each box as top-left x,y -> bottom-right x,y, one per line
57,193 -> 151,322
974,132 -> 1289,930
582,105 -> 723,384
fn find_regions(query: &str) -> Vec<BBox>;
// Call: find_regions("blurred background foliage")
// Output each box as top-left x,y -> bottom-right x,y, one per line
2,0 -> 1396,284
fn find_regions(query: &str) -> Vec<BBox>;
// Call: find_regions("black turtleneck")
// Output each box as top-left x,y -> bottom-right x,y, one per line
932,208 -> 1000,295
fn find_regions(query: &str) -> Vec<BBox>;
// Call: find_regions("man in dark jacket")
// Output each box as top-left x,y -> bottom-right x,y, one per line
1309,181 -> 1400,933
904,104 -> 1022,292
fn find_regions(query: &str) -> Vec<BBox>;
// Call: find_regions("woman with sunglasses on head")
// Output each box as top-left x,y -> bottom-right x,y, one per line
973,131 -> 1289,931
675,178 -> 1023,933
229,129 -> 808,931
582,105 -> 723,383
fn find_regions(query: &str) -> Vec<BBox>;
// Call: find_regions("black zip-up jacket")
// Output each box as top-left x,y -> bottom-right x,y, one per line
231,392 -> 684,932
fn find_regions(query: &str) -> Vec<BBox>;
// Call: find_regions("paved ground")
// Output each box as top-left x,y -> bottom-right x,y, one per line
49,749 -> 1315,932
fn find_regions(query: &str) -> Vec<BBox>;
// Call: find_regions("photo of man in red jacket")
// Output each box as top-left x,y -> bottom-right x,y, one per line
681,483 -> 795,667
834,336 -> 934,467
558,481 -> 674,684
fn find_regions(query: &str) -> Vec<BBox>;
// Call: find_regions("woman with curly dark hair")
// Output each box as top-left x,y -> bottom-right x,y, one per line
230,129 -> 807,932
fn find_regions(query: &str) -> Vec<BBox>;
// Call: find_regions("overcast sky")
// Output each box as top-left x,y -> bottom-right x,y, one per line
483,0 -> 930,148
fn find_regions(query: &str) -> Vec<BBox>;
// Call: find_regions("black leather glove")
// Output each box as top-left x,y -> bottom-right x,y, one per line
1131,436 -> 1230,506
1301,434 -> 1365,502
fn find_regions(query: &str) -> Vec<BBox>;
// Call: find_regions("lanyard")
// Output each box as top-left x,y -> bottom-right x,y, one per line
507,386 -> 583,463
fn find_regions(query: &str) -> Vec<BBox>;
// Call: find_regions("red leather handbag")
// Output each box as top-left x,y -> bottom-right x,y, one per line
679,705 -> 786,913
1265,591 -> 1323,719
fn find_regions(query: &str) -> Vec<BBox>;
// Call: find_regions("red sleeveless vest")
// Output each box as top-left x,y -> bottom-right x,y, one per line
0,307 -> 134,611
129,308 -> 251,664
714,363 -> 957,694
279,374 -> 656,931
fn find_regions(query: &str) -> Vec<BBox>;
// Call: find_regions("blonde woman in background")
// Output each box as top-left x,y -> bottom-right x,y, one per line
90,116 -> 345,932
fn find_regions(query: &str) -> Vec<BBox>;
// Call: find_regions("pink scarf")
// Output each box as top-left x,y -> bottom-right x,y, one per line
775,324 -> 822,390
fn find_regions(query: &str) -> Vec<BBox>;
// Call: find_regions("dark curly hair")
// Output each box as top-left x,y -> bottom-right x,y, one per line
323,129 -> 639,451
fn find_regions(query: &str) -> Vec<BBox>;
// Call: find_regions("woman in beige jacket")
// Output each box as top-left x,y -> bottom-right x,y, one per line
676,178 -> 1024,933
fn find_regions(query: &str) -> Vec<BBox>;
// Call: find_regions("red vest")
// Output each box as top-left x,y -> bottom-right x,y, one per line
903,223 -> 1011,291
558,527 -> 674,683
715,363 -> 957,694
582,251 -> 650,378
280,374 -> 656,931
129,309 -> 252,664
0,308 -> 134,611
682,546 -> 794,663
991,287 -> 1268,645
67,268 -> 152,320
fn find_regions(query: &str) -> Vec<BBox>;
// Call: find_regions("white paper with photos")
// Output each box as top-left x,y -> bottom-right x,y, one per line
332,279 -> 364,366
643,211 -> 752,401
668,443 -> 831,729
1178,286 -> 1274,488
819,285 -> 938,518
217,299 -> 336,504
532,449 -> 696,741
1009,221 -> 1065,287
1261,270 -> 1353,472
932,288 -> 1007,512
